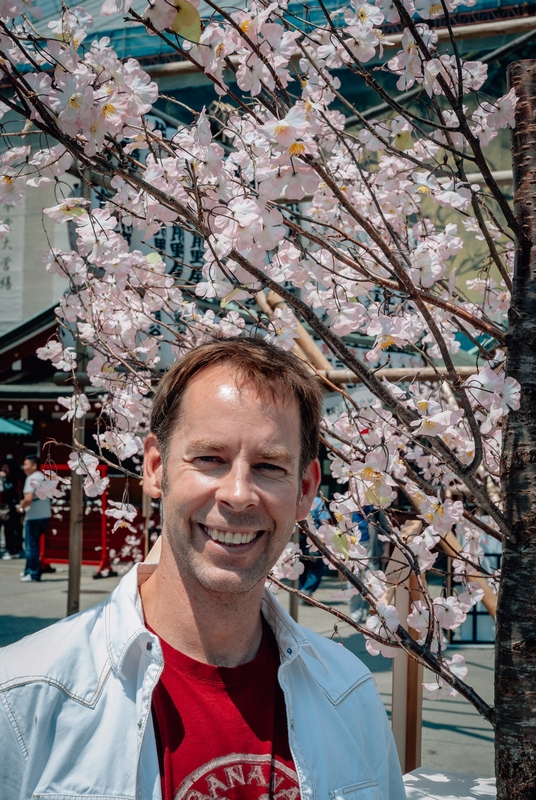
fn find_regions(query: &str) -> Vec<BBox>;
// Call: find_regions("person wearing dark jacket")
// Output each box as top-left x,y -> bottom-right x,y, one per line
1,457 -> 23,559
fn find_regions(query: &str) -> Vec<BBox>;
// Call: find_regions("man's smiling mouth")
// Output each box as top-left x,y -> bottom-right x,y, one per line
200,524 -> 262,546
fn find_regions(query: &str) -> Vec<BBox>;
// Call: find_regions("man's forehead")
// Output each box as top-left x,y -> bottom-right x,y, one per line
166,364 -> 302,457
181,363 -> 300,412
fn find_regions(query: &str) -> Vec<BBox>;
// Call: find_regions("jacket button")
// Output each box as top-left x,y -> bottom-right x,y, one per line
146,641 -> 152,651
287,648 -> 292,655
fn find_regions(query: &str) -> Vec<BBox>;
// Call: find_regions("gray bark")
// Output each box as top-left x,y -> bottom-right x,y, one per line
496,59 -> 536,799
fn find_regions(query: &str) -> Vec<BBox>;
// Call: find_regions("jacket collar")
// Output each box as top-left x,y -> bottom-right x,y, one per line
105,562 -> 328,678
261,588 -> 327,670
105,562 -> 157,678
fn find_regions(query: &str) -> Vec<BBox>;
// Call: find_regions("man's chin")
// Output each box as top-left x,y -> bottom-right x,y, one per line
188,566 -> 268,597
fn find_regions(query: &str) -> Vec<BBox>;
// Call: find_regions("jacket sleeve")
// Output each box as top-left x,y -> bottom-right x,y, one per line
0,689 -> 26,800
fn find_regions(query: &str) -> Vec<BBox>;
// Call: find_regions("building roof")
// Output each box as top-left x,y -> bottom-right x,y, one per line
0,417 -> 33,434
0,303 -> 57,367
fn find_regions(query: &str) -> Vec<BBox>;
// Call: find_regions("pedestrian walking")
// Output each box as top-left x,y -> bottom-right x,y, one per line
17,455 -> 51,583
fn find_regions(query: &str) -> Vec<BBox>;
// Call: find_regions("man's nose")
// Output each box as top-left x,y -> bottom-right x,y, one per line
214,461 -> 258,511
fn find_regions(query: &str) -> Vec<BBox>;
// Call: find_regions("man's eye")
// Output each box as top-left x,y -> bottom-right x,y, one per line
258,463 -> 284,472
195,456 -> 222,464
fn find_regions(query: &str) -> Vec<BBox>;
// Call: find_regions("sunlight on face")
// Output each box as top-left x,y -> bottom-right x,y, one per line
157,364 -> 318,597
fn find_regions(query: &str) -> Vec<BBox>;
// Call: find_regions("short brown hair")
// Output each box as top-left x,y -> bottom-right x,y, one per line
150,336 -> 323,474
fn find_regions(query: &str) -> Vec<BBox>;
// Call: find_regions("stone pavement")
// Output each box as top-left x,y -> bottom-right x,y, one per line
0,559 -> 494,777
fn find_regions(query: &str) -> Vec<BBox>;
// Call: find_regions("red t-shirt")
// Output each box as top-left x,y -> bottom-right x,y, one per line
150,618 -> 300,800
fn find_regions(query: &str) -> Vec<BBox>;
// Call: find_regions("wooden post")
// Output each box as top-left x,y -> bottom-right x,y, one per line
405,573 -> 423,771
289,580 -> 299,621
391,572 -> 423,773
289,526 -> 299,622
67,412 -> 85,617
142,490 -> 152,558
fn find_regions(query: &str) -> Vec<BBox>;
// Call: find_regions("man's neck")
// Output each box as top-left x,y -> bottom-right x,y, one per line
139,543 -> 265,668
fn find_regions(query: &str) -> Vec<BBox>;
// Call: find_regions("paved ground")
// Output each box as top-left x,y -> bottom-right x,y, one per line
0,559 -> 494,777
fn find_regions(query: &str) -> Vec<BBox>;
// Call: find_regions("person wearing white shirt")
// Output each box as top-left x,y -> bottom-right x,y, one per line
0,339 -> 405,799
17,455 -> 51,583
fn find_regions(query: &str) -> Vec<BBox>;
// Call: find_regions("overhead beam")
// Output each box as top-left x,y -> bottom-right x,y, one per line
386,14 -> 536,46
352,23 -> 536,123
466,170 -> 512,186
318,366 -> 478,385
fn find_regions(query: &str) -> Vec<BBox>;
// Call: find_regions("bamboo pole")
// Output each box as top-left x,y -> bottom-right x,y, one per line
317,366 -> 478,385
265,290 -> 333,372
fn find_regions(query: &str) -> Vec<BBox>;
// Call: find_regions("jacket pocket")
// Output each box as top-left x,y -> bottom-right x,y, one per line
329,780 -> 383,800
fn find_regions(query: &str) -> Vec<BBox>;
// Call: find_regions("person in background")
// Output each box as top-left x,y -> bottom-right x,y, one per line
348,506 -> 387,623
17,455 -> 51,583
298,495 -> 330,599
1,457 -> 23,560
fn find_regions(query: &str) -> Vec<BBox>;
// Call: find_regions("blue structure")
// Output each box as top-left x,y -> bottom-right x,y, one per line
31,0 -> 536,66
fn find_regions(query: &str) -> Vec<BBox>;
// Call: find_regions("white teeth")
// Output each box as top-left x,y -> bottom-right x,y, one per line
204,527 -> 257,545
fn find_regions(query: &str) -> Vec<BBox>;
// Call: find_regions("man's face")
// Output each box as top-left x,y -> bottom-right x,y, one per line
22,459 -> 37,476
144,364 -> 320,596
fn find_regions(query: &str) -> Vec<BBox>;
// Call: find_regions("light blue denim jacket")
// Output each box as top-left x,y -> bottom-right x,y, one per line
0,563 -> 406,800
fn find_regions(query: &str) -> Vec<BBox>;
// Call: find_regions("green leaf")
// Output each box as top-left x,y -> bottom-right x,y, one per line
171,0 -> 201,43
221,288 -> 242,308
333,530 -> 349,559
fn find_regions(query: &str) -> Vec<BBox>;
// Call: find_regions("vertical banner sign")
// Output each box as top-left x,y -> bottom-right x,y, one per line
0,200 -> 24,329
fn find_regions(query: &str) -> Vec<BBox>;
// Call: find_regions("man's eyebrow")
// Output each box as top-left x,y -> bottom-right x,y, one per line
187,438 -> 227,452
257,446 -> 294,464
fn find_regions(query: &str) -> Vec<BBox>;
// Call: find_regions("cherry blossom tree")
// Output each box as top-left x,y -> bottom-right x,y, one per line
0,0 -> 532,793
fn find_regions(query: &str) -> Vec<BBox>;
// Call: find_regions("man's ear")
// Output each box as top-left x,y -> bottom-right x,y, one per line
143,433 -> 163,498
296,458 -> 321,521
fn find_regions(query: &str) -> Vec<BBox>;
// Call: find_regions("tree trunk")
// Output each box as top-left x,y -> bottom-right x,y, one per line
496,60 -> 536,799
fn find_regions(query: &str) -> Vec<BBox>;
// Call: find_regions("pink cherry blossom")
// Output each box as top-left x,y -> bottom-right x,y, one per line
0,0 -> 521,707
58,394 -> 90,422
433,596 -> 467,630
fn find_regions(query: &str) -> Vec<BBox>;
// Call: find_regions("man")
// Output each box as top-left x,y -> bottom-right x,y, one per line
16,454 -> 51,582
0,337 -> 405,800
